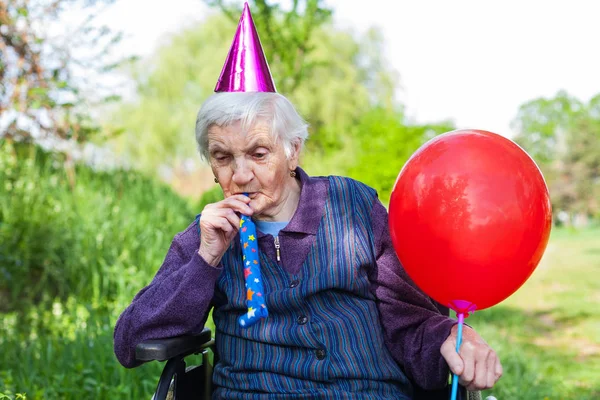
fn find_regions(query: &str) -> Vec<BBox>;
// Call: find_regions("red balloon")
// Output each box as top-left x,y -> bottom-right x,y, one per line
389,129 -> 552,313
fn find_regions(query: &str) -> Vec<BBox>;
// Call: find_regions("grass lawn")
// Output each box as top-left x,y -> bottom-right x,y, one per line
475,228 -> 600,399
1,228 -> 598,399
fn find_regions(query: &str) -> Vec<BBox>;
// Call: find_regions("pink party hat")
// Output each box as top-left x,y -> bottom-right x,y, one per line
215,2 -> 277,92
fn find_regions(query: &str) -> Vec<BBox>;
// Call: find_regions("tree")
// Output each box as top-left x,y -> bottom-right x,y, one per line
560,108 -> 600,218
512,91 -> 600,223
347,107 -> 454,204
0,0 -> 126,147
511,90 -> 584,166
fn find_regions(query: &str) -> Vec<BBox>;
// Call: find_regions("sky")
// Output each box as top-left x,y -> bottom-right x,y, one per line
93,0 -> 600,138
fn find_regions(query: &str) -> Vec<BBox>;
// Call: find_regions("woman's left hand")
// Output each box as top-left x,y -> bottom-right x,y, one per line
440,325 -> 503,391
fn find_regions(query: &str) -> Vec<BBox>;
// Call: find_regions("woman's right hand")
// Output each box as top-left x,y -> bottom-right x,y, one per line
198,195 -> 253,266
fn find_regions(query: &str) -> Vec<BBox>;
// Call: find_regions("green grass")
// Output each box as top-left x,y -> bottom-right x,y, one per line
0,301 -> 160,399
0,299 -> 212,399
2,227 -> 597,399
0,141 -> 195,310
475,227 -> 600,399
0,142 -> 198,399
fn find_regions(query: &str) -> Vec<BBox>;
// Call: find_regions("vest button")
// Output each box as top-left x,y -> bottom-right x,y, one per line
315,349 -> 326,360
297,315 -> 308,325
289,279 -> 300,288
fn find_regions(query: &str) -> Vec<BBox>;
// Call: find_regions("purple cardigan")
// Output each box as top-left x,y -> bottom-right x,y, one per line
113,168 -> 455,390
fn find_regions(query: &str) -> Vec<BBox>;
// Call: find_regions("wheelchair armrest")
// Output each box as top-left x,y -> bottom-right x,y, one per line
135,328 -> 213,362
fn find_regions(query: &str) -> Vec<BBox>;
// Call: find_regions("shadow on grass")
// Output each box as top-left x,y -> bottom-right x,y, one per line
471,305 -> 600,399
476,305 -> 594,332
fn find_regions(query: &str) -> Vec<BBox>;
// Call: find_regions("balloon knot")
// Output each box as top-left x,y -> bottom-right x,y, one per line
448,300 -> 477,318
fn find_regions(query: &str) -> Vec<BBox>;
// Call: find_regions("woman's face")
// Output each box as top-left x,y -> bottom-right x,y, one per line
207,120 -> 301,220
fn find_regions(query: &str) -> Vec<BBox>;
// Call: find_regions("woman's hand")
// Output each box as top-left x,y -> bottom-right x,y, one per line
198,195 -> 253,266
440,324 -> 503,391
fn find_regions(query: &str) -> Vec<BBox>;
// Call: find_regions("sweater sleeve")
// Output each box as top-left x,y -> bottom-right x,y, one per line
113,226 -> 223,368
369,197 -> 456,390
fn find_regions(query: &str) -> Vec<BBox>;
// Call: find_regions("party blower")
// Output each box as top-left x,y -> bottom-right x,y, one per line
238,194 -> 269,328
388,129 -> 552,400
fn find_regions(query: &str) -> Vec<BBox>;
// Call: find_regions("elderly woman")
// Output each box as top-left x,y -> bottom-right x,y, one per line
114,4 -> 501,399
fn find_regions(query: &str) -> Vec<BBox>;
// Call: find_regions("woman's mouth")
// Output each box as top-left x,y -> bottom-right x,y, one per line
238,192 -> 258,199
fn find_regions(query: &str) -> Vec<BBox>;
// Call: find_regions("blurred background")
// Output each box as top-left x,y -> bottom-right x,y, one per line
1,0 -> 598,398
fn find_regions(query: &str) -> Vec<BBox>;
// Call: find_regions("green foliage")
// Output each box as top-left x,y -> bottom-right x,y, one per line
0,393 -> 27,400
0,298 -> 164,399
0,141 -> 202,398
108,14 -> 235,171
512,90 -> 584,164
289,26 -> 397,156
197,185 -> 225,211
0,140 -> 195,310
347,107 -> 454,204
512,90 -> 600,220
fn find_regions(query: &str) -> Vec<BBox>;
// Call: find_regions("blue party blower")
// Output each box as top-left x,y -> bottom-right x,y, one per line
238,195 -> 268,328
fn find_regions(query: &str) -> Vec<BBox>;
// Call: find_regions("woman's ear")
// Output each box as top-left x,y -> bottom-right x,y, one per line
288,139 -> 302,170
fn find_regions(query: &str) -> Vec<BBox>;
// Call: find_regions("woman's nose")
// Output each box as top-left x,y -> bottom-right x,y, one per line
232,159 -> 254,185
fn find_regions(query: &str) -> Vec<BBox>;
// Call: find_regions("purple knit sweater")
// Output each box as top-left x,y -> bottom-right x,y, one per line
113,168 -> 456,390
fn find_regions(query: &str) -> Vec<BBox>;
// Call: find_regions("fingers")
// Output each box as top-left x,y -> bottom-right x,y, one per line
495,354 -> 503,382
197,195 -> 254,266
465,348 -> 502,391
216,195 -> 253,216
204,209 -> 242,240
467,349 -> 489,391
485,350 -> 498,388
442,325 -> 502,391
213,209 -> 239,237
440,336 -> 464,376
200,197 -> 251,232
458,341 -> 476,388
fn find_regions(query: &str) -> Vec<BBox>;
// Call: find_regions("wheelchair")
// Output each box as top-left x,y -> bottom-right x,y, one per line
135,328 -> 485,400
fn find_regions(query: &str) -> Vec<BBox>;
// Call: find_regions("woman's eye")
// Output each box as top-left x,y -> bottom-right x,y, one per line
254,152 -> 266,159
215,155 -> 230,162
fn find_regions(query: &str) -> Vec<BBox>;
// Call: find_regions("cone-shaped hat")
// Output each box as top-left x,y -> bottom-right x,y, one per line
215,2 -> 277,92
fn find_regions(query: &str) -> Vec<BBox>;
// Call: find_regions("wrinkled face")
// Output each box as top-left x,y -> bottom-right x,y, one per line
207,120 -> 300,219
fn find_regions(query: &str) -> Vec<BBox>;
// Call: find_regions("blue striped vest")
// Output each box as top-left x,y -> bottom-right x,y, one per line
211,176 -> 412,399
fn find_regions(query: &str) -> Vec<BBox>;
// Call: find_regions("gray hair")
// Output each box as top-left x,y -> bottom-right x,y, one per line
195,92 -> 309,161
